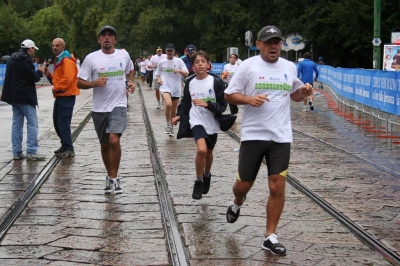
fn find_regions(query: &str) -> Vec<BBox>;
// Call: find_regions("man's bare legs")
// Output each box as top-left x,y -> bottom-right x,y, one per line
100,133 -> 121,178
266,174 -> 285,235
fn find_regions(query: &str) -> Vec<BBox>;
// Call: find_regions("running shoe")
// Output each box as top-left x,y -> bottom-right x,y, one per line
261,233 -> 287,255
192,180 -> 203,200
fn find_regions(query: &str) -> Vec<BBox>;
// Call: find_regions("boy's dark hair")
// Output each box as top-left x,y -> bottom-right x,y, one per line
190,50 -> 210,65
304,52 -> 312,59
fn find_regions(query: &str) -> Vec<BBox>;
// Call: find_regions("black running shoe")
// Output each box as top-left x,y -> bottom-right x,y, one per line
192,180 -> 203,199
202,173 -> 211,194
309,101 -> 314,111
226,203 -> 240,223
261,233 -> 287,255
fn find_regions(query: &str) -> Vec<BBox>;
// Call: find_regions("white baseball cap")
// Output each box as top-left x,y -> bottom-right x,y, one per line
21,39 -> 39,50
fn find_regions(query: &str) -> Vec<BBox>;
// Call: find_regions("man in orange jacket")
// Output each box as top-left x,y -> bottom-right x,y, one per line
44,38 -> 80,157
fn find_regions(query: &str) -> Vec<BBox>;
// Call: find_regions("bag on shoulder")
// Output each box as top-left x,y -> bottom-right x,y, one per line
215,113 -> 236,131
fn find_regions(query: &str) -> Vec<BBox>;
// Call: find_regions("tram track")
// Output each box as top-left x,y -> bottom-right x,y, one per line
225,129 -> 400,266
0,82 -> 398,265
0,82 -> 188,265
0,111 -> 92,241
137,82 -> 188,266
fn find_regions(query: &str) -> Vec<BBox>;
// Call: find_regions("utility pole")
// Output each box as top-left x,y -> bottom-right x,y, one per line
373,0 -> 381,69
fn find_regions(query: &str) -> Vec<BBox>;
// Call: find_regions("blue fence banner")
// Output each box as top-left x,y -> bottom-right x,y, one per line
317,65 -> 400,115
0,64 -> 5,86
210,63 -> 225,75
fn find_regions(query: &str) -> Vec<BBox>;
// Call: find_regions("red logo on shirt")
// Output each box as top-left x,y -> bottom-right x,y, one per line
259,76 -> 265,79
100,68 -> 105,70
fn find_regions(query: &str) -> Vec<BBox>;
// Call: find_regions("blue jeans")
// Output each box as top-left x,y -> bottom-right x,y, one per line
12,104 -> 39,155
53,96 -> 76,151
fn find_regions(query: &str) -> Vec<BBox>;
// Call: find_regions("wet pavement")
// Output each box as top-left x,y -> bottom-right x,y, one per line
0,80 -> 398,265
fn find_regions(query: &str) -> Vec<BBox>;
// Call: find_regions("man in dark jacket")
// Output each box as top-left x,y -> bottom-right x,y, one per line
1,39 -> 46,161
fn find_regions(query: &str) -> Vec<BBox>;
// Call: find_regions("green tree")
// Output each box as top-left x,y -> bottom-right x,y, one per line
0,5 -> 27,56
28,6 -> 67,60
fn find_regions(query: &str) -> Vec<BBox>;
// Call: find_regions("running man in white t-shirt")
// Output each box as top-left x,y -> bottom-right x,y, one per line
149,48 -> 167,108
156,43 -> 188,135
224,26 -> 313,256
77,25 -> 135,195
222,53 -> 239,115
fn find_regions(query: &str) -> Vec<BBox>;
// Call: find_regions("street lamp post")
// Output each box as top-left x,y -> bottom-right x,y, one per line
373,0 -> 381,69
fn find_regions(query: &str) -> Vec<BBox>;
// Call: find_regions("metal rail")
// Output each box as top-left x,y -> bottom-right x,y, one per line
136,82 -> 188,266
0,111 -> 92,241
224,130 -> 400,266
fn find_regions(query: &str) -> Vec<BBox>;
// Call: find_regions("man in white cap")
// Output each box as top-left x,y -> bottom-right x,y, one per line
1,39 -> 46,161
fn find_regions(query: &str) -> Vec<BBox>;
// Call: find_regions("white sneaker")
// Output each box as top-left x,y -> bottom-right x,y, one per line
302,106 -> 308,112
165,126 -> 171,134
157,102 -> 161,109
169,126 -> 174,136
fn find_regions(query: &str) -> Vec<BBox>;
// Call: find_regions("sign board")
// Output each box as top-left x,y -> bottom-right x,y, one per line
227,47 -> 238,61
383,44 -> 400,70
245,31 -> 253,48
391,30 -> 400,43
372,37 -> 381,46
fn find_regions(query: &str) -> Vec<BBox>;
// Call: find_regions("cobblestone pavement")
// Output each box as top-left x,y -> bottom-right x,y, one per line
0,81 -> 398,265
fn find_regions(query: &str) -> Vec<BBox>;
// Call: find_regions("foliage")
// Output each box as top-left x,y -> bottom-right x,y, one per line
0,0 -> 399,68
0,5 -> 27,55
27,6 -> 67,60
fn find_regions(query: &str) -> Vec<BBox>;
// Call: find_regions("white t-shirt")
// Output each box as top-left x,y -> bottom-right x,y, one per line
156,57 -> 188,97
149,54 -> 167,78
223,63 -> 238,83
145,59 -> 151,71
188,75 -> 220,134
140,61 -> 146,73
78,49 -> 133,112
225,56 -> 303,142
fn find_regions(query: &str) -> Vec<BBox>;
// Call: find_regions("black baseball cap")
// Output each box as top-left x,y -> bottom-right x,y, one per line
165,43 -> 175,50
98,25 -> 117,38
257,26 -> 283,42
186,44 -> 196,54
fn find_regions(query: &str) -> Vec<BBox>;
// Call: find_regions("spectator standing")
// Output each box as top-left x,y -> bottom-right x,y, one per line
172,51 -> 227,199
224,25 -> 313,255
297,52 -> 319,111
156,43 -> 188,135
44,38 -> 80,158
1,39 -> 46,161
77,25 -> 135,194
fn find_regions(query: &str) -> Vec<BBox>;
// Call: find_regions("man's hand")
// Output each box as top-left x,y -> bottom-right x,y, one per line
192,99 -> 208,107
127,81 -> 135,94
248,94 -> 269,107
172,116 -> 180,125
37,66 -> 46,74
95,75 -> 108,87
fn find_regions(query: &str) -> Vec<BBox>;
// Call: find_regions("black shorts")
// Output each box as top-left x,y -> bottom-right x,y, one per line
192,125 -> 218,149
237,141 -> 290,181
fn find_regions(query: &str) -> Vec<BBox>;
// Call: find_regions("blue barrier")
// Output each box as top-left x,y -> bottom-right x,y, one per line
210,63 -> 226,75
0,63 -> 399,115
0,64 -> 5,86
317,65 -> 400,115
